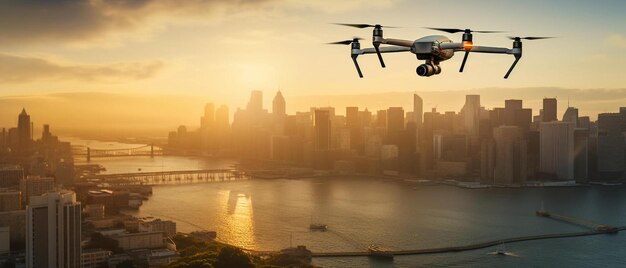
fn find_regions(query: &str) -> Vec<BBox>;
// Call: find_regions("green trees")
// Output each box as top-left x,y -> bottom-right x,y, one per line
214,247 -> 254,268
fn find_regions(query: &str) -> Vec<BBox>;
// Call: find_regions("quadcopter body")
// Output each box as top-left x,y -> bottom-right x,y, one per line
331,24 -> 551,79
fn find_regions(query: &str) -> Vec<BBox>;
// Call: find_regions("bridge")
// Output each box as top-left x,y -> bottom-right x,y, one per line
72,144 -> 164,161
83,169 -> 248,186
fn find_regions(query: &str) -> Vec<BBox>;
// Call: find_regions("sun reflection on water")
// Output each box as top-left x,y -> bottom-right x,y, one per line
223,190 -> 256,249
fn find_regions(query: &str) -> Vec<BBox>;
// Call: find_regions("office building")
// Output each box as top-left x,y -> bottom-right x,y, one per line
0,190 -> 21,212
413,94 -> 423,127
562,107 -> 579,127
18,108 -> 32,149
26,191 -> 81,268
20,176 -> 55,205
247,90 -> 263,111
272,91 -> 286,116
493,126 -> 527,184
0,165 -> 23,188
462,95 -> 480,136
542,98 -> 557,122
540,121 -> 575,180
313,109 -> 331,150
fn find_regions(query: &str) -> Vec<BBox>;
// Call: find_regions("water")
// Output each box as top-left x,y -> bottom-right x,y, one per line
71,138 -> 626,267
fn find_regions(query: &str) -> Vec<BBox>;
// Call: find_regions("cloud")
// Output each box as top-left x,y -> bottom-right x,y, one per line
0,53 -> 163,83
0,0 -> 273,46
606,34 -> 626,48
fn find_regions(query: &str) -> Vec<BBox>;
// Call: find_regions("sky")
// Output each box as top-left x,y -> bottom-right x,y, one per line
0,0 -> 625,133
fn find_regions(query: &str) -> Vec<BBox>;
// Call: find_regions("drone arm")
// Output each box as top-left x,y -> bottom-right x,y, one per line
360,46 -> 411,54
467,46 -> 512,54
381,38 -> 414,47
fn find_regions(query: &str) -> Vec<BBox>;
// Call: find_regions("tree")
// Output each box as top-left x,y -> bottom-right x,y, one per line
214,247 -> 254,268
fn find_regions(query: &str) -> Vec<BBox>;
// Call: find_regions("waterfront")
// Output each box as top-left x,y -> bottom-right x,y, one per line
72,140 -> 626,267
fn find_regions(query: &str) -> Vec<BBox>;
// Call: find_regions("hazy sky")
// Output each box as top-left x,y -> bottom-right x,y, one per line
0,0 -> 625,125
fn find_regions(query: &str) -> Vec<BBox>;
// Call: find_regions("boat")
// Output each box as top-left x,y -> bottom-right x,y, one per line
490,242 -> 516,257
309,216 -> 327,231
309,223 -> 328,231
368,245 -> 394,260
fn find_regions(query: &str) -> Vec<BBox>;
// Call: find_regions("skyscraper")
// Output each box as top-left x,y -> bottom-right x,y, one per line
386,107 -> 405,145
313,109 -> 331,150
26,191 -> 81,268
272,91 -> 286,116
540,121 -> 575,180
413,94 -> 423,127
201,103 -> 215,128
17,108 -> 31,149
215,105 -> 230,129
493,126 -> 527,184
562,107 -> 579,127
247,90 -> 263,111
462,95 -> 480,136
542,98 -> 557,122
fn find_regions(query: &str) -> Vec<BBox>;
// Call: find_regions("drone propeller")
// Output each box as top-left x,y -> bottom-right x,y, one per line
508,36 -> 555,40
504,36 -> 554,79
426,28 -> 503,73
328,37 -> 364,78
327,37 -> 363,45
426,27 -> 505,34
333,23 -> 399,28
334,23 -> 397,68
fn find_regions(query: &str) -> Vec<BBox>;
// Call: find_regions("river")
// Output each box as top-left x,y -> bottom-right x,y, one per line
69,138 -> 626,267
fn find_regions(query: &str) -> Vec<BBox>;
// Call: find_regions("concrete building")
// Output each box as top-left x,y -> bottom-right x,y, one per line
562,107 -> 579,127
493,126 -> 527,184
272,91 -> 286,116
247,90 -> 263,112
0,190 -> 21,212
596,113 -> 625,178
313,109 -> 331,150
0,226 -> 8,256
139,219 -> 177,237
26,191 -> 81,268
386,107 -> 405,145
84,204 -> 105,219
462,95 -> 481,136
17,108 -> 32,150
0,210 -> 25,251
573,129 -> 589,182
542,98 -> 557,122
112,232 -> 164,251
413,94 -> 423,127
20,176 -> 55,205
0,165 -> 23,188
540,121 -> 575,180
81,249 -> 112,268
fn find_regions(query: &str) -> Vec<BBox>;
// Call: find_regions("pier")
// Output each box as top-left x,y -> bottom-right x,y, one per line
83,169 -> 248,186
249,211 -> 624,259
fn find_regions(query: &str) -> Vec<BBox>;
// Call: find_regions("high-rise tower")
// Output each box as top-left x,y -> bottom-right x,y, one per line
26,191 -> 81,268
272,91 -> 286,116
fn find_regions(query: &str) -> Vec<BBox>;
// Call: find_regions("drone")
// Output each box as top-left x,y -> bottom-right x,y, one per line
329,23 -> 553,79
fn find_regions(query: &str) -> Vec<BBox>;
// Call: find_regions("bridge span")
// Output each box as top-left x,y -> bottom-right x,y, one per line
73,144 -> 163,161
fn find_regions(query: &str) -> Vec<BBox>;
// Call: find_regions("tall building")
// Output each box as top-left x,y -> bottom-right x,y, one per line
493,126 -> 527,184
215,105 -> 230,128
0,164 -> 24,188
201,103 -> 215,128
596,113 -> 625,177
313,109 -> 331,150
247,90 -> 263,111
413,94 -> 423,127
20,176 -> 55,205
17,108 -> 32,149
542,98 -> 557,122
562,107 -> 579,127
462,95 -> 480,136
272,91 -> 286,116
573,129 -> 589,182
0,190 -> 21,212
540,121 -> 575,180
376,110 -> 387,128
386,107 -> 405,145
346,107 -> 359,127
26,191 -> 81,268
